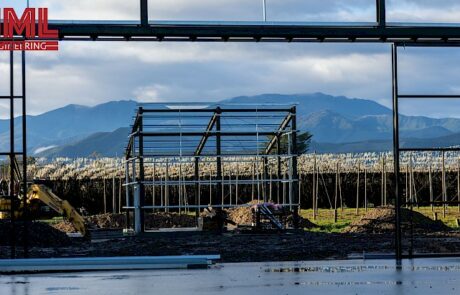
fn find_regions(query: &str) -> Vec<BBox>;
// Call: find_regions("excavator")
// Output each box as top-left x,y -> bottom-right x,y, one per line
0,183 -> 87,237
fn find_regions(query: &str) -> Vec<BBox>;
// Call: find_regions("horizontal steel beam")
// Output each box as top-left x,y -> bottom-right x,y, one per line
35,22 -> 460,43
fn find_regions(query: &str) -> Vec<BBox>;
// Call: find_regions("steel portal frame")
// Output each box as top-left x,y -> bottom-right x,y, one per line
0,1 -> 457,43
392,43 -> 460,261
124,104 -> 299,234
3,0 -> 460,259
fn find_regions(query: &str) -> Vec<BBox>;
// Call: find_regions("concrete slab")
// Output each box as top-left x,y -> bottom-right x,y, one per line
1,258 -> 460,294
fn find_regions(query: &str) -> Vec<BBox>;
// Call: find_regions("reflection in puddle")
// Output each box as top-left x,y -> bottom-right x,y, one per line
267,265 -> 460,273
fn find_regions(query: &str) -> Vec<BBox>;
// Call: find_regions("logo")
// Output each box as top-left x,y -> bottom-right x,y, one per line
0,8 -> 59,51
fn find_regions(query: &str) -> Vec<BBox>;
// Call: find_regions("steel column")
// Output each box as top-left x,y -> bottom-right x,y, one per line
138,107 -> 145,233
376,0 -> 386,28
392,44 -> 402,262
215,107 -> 223,207
21,51 -> 28,258
291,107 -> 299,228
140,0 -> 148,27
9,51 -> 15,259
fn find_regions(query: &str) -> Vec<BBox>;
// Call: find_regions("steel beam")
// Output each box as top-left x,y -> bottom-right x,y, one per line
265,113 -> 292,154
41,22 -> 460,43
194,112 -> 218,156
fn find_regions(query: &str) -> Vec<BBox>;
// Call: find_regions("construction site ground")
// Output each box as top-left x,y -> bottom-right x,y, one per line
1,207 -> 460,262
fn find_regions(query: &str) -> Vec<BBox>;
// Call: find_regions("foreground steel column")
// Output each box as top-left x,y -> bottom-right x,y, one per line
392,44 -> 402,262
9,51 -> 16,259
140,0 -> 148,27
22,50 -> 29,257
376,0 -> 386,28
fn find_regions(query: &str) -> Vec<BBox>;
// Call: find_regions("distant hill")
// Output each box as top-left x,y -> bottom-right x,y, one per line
0,100 -> 137,154
38,128 -> 130,158
312,131 -> 460,153
14,93 -> 460,158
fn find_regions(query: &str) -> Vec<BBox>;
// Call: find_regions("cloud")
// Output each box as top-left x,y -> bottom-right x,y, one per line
0,1 -> 459,119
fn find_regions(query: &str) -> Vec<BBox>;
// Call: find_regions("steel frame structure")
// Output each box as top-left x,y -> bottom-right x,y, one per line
3,0 -> 460,259
0,51 -> 28,259
124,104 -> 298,234
392,43 -> 460,261
38,0 -> 460,44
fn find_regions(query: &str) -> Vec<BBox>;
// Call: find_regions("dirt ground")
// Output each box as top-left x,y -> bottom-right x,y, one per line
2,207 -> 460,262
2,230 -> 460,262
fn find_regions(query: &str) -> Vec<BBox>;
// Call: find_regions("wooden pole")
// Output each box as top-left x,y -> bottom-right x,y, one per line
458,160 -> 460,213
429,165 -> 433,212
236,163 -> 239,205
364,168 -> 368,212
409,157 -> 413,208
405,164 -> 409,207
312,155 -> 316,220
112,176 -> 116,213
334,162 -> 338,223
356,162 -> 360,215
315,165 -> 319,219
119,177 -> 122,214
381,156 -> 384,206
383,156 -> 387,206
339,166 -> 343,212
442,152 -> 446,218
251,161 -> 255,201
103,178 -> 107,214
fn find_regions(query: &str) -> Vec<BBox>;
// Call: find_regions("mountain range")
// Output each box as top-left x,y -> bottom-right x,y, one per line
2,93 -> 460,157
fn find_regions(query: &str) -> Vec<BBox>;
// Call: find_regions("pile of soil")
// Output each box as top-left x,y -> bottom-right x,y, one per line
85,213 -> 126,229
227,206 -> 255,225
83,212 -> 196,230
343,207 -> 450,234
0,220 -> 71,247
287,215 -> 316,229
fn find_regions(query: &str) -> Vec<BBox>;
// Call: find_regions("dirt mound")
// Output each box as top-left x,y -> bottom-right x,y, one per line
0,220 -> 71,247
343,207 -> 449,234
227,206 -> 255,225
85,213 -> 126,229
287,215 -> 316,229
84,212 -> 196,229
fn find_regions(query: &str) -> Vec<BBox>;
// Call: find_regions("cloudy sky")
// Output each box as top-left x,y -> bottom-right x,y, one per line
1,0 -> 460,118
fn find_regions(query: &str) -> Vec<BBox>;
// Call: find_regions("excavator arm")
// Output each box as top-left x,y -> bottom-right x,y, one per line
28,184 -> 87,237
